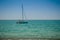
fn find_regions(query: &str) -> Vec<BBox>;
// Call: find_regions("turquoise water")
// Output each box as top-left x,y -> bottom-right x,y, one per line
0,20 -> 60,38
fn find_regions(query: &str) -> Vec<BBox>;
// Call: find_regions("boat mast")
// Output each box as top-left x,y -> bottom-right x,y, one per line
22,0 -> 24,21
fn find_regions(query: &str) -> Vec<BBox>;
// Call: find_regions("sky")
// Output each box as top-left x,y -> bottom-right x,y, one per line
0,0 -> 60,20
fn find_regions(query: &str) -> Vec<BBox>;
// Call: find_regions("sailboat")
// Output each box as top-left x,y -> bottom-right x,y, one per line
16,0 -> 28,24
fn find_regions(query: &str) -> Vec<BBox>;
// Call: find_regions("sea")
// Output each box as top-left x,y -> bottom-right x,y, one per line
0,20 -> 60,39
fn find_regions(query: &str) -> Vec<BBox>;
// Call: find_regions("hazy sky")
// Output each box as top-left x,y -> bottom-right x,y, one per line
0,0 -> 60,20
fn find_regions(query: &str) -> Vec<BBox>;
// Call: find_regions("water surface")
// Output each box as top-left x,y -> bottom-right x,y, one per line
0,20 -> 60,38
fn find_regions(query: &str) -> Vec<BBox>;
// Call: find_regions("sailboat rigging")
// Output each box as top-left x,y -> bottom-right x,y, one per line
16,0 -> 28,24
